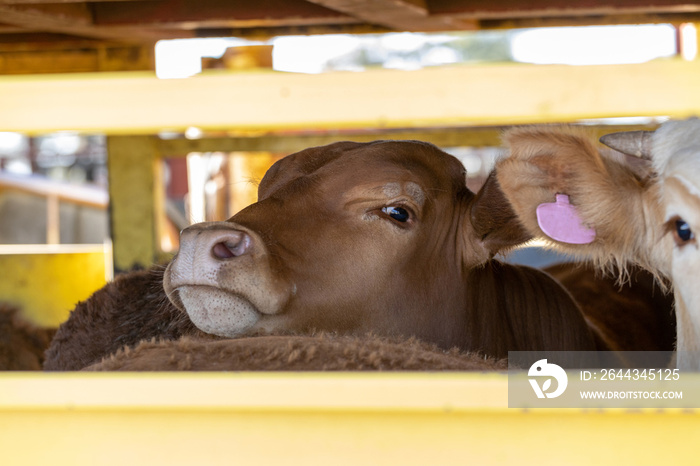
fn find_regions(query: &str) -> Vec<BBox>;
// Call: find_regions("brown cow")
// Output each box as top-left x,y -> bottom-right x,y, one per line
162,141 -> 672,354
0,303 -> 55,370
44,269 -> 201,370
86,334 -> 508,371
45,140 -> 673,371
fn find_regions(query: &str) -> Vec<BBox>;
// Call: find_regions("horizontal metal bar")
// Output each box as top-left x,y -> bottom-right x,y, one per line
0,60 -> 697,135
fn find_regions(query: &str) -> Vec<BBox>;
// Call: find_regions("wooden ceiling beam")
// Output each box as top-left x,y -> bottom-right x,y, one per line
91,0 -> 359,29
0,3 -> 189,42
0,0 -> 698,49
305,0 -> 476,31
0,0 -> 139,3
0,25 -> 28,33
430,0 -> 700,19
0,32 -> 100,48
481,12 -> 700,29
197,24 -> 390,41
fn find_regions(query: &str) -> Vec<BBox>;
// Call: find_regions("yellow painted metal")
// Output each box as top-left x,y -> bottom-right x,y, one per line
1,60 -> 699,135
107,135 -> 159,272
0,245 -> 109,326
0,45 -> 154,75
156,124 -> 660,158
0,372 -> 697,465
3,59 -> 696,464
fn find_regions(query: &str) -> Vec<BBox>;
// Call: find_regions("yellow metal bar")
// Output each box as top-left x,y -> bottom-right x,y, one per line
1,60 -> 699,135
0,45 -> 154,75
157,128 -> 509,155
0,245 -> 108,326
0,372 -> 697,465
156,124 -> 660,156
106,135 -> 160,272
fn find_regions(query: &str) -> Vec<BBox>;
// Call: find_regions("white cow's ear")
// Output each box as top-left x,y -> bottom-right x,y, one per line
469,172 -> 533,256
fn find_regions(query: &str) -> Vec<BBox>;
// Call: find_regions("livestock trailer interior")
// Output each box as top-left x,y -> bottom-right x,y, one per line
1,1 -> 700,464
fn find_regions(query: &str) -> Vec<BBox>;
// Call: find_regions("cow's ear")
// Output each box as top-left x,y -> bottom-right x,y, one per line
469,172 -> 533,256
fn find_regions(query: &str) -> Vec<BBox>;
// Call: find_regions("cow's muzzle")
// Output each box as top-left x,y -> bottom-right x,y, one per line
163,221 -> 291,338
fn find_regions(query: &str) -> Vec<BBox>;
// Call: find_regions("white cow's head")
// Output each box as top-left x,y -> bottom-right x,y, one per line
603,119 -> 700,367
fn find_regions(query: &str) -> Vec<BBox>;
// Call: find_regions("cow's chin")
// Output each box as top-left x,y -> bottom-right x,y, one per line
175,285 -> 261,338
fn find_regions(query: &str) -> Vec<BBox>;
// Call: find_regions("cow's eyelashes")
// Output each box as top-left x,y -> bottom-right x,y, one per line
666,216 -> 695,247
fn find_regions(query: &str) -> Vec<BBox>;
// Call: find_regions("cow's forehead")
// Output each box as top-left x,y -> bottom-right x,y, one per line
258,140 -> 467,200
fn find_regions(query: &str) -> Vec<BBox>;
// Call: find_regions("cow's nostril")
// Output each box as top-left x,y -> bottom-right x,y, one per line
212,242 -> 236,259
211,233 -> 251,260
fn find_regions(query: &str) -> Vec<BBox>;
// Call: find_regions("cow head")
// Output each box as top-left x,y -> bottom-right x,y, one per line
163,140 -> 542,351
603,119 -> 700,365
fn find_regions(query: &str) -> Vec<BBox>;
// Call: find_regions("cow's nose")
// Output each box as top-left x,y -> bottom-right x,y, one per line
210,231 -> 252,259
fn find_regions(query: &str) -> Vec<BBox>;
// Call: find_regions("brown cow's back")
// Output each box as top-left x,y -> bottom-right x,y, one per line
42,261 -> 676,370
462,261 -> 602,358
44,269 -> 201,371
0,304 -> 55,370
546,263 -> 676,352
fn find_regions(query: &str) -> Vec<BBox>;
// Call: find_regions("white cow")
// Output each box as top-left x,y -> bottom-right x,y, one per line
496,119 -> 700,370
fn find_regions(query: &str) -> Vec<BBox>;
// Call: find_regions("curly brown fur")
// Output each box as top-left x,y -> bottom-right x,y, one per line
47,260 -> 675,371
85,333 -> 507,371
44,268 -> 204,371
0,303 -> 56,370
497,126 -> 671,283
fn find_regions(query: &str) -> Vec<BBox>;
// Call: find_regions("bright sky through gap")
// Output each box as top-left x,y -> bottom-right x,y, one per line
510,25 -> 677,65
154,24 -> 680,79
270,35 -> 361,74
155,38 -> 259,79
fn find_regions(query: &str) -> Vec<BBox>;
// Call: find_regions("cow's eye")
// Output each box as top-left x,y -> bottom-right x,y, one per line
382,206 -> 410,223
667,215 -> 695,247
675,218 -> 694,243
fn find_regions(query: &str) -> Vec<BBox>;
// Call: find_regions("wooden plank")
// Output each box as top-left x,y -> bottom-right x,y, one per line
0,33 -> 99,48
0,3 -> 186,42
305,0 -> 475,31
198,23 -> 390,40
92,0 -> 359,28
0,3 -> 93,28
0,0 -> 140,3
481,12 -> 700,29
0,61 -> 697,135
431,0 -> 700,18
0,25 -> 26,33
0,0 -> 699,45
106,135 -> 159,272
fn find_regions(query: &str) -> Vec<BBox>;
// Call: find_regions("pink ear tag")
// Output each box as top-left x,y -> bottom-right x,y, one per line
536,194 -> 596,244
